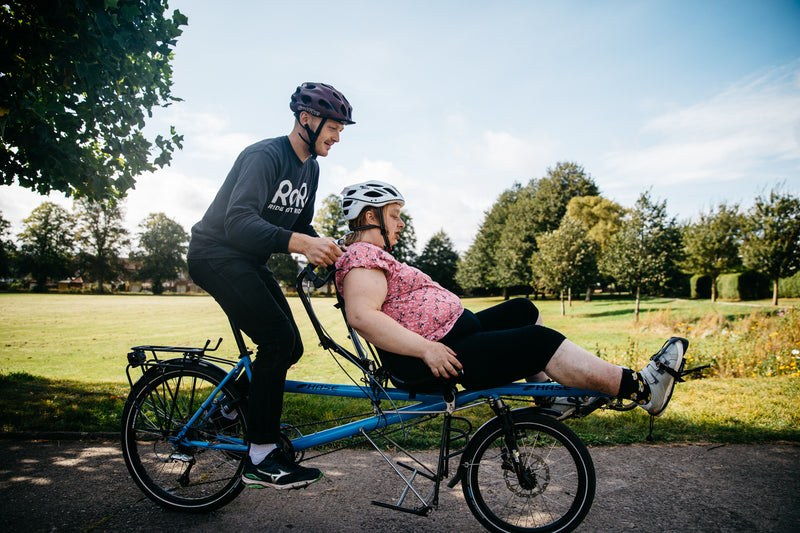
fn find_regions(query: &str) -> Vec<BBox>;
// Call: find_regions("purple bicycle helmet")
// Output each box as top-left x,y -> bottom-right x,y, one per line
290,82 -> 355,125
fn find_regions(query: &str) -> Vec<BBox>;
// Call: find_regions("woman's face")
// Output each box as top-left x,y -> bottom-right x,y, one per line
383,203 -> 405,246
362,203 -> 405,247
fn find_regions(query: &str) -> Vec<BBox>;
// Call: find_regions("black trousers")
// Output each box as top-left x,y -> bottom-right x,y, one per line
188,257 -> 302,444
380,298 -> 566,390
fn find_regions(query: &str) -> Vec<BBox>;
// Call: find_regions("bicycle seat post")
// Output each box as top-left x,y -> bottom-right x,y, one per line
228,318 -> 251,359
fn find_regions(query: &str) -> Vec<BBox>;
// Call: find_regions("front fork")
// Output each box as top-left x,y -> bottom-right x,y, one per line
488,396 -> 537,490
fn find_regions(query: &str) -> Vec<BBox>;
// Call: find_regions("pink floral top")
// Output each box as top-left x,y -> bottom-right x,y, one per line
334,242 -> 464,341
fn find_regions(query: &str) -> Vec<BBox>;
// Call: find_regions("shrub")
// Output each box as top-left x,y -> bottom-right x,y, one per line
779,271 -> 800,298
690,274 -> 711,299
717,271 -> 771,300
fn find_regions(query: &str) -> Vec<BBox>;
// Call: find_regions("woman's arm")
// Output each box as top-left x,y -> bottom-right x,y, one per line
342,267 -> 462,378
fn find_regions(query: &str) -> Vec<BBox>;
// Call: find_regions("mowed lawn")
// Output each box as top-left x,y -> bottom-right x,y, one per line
0,291 -> 794,383
1,292 -> 798,443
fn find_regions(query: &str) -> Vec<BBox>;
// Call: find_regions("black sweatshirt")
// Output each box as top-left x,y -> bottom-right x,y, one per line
188,136 -> 320,264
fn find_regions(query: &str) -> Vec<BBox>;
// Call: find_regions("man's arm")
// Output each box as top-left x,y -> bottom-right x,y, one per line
342,267 -> 462,378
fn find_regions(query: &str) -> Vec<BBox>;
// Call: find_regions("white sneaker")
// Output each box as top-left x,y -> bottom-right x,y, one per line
640,337 -> 688,417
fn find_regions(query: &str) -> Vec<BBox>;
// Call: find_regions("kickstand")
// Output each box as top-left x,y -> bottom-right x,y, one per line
646,363 -> 708,442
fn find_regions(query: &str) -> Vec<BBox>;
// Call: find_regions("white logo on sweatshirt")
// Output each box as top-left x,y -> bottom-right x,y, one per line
269,180 -> 309,214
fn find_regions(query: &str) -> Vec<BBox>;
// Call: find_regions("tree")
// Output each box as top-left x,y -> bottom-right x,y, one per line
267,253 -> 300,288
312,194 -> 347,238
132,213 -> 188,295
16,202 -> 74,291
527,162 -> 600,234
530,217 -> 598,316
1,1 -> 187,200
740,188 -> 800,306
486,164 -> 599,298
600,192 -> 681,321
680,203 -> 742,302
456,184 -> 523,294
0,211 -> 16,279
565,196 -> 625,250
73,197 -> 130,293
493,192 -> 539,297
392,211 -> 418,264
565,195 -> 625,300
414,230 -> 460,293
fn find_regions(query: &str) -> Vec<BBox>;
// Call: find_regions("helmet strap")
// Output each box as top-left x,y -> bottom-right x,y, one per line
352,208 -> 393,252
296,114 -> 327,159
375,209 -> 393,252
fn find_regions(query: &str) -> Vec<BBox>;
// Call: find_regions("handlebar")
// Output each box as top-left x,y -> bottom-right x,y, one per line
296,262 -> 334,291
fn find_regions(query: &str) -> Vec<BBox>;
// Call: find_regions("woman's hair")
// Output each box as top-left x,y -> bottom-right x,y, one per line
343,205 -> 382,246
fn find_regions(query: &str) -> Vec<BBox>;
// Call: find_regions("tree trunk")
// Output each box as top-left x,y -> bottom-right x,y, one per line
711,276 -> 717,302
568,287 -> 572,308
773,279 -> 779,306
503,287 -> 509,301
560,290 -> 565,316
634,286 -> 641,322
585,287 -> 592,302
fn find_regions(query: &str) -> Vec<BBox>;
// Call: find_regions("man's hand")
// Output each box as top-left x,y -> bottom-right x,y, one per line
289,234 -> 343,266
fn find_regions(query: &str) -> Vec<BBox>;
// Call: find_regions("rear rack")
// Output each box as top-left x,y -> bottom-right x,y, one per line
125,337 -> 232,388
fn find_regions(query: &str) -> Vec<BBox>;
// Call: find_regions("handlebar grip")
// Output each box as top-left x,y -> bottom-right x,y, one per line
299,263 -> 329,289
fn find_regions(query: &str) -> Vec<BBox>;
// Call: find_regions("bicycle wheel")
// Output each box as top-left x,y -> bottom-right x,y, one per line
461,408 -> 595,533
121,361 -> 248,512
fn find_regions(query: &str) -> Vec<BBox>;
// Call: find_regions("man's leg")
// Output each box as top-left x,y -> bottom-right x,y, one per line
188,258 -> 321,489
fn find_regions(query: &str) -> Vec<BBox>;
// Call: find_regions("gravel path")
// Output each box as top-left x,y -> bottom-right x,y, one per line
1,439 -> 798,532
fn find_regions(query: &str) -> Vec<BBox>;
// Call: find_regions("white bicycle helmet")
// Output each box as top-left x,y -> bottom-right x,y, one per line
340,180 -> 405,221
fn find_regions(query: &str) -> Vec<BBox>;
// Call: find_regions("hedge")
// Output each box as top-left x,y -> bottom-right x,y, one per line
717,271 -> 771,300
778,271 -> 800,298
690,274 -> 712,299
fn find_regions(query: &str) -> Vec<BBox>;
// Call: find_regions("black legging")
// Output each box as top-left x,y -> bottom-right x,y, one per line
379,298 -> 566,390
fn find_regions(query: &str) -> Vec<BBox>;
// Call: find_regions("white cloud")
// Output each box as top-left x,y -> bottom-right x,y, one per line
125,169 -> 219,238
0,187 -> 74,238
602,62 -> 800,188
478,130 -> 559,176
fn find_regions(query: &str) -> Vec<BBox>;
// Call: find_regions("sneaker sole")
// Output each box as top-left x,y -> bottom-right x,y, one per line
242,472 -> 322,490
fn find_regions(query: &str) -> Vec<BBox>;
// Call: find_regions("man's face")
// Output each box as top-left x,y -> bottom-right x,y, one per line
307,116 -> 344,157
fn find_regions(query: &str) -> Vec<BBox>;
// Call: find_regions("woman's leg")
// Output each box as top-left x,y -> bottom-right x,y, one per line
443,321 -> 565,390
543,339 -> 623,396
474,298 -> 542,330
473,298 -> 549,382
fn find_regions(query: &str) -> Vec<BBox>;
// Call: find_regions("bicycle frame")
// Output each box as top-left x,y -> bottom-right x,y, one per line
123,262 -> 625,526
146,347 -> 603,455
123,262 -> 699,528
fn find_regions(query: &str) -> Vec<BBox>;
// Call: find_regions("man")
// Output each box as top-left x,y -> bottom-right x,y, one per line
187,82 -> 354,490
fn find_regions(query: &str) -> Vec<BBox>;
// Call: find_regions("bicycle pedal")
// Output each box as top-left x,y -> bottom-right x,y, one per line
679,364 -> 709,379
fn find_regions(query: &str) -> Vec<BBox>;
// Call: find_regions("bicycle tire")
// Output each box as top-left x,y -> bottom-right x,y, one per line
121,361 -> 248,513
461,408 -> 595,533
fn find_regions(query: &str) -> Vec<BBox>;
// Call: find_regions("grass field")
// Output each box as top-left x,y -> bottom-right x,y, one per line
1,292 -> 798,445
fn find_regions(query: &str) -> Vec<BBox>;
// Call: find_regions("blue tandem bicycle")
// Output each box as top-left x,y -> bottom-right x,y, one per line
121,265 -> 696,532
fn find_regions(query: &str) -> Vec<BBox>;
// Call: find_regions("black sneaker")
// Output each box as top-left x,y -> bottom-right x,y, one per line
242,445 -> 322,490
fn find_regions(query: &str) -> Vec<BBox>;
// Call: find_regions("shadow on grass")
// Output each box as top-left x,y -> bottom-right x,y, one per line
0,372 -> 128,433
3,373 -> 798,446
567,409 -> 800,446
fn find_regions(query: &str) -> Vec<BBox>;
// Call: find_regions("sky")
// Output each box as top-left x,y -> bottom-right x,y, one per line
2,0 -> 799,253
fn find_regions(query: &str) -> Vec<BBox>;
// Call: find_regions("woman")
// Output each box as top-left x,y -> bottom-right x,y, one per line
334,180 -> 688,416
